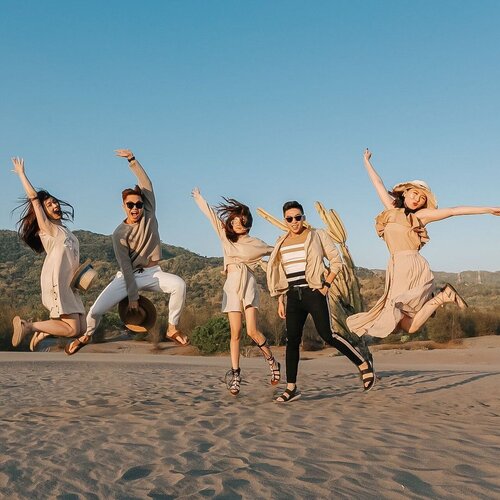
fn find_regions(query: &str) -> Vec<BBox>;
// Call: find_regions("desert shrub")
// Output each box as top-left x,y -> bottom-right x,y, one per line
467,310 -> 500,336
424,309 -> 464,343
190,315 -> 232,354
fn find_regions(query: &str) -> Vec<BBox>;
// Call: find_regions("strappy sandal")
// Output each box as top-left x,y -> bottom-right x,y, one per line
224,368 -> 241,396
274,386 -> 301,403
166,330 -> 190,346
30,332 -> 50,352
256,340 -> 281,386
359,360 -> 376,392
64,335 -> 90,356
268,357 -> 281,386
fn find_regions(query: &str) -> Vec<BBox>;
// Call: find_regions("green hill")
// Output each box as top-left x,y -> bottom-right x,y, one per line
1,229 -> 499,349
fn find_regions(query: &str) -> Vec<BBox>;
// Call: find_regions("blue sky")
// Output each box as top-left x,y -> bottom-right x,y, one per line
1,0 -> 499,271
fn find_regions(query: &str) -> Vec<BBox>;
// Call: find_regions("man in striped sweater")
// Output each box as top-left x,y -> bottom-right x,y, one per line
267,201 -> 375,402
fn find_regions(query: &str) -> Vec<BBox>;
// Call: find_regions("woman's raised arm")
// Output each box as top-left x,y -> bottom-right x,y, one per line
363,149 -> 395,210
11,157 -> 56,236
191,187 -> 226,240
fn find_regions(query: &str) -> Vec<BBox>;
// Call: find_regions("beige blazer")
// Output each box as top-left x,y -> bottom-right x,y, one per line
266,229 -> 344,297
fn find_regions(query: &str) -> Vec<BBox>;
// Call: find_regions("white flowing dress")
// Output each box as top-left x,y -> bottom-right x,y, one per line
39,225 -> 85,318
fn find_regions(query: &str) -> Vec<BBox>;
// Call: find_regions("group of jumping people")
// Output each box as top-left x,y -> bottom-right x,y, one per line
10,149 -> 500,402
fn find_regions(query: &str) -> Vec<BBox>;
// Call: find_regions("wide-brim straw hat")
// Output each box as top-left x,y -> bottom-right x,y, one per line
118,295 -> 157,333
71,259 -> 97,291
392,180 -> 438,209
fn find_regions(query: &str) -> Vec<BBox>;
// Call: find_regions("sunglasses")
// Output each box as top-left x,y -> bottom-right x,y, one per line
285,215 -> 304,223
125,201 -> 144,209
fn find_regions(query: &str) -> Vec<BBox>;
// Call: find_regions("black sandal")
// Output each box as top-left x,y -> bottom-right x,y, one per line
224,368 -> 241,396
274,387 -> 301,403
359,360 -> 376,392
268,358 -> 281,386
256,340 -> 281,386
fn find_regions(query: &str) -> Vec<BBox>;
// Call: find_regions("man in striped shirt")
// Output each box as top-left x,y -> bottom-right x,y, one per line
267,201 -> 375,402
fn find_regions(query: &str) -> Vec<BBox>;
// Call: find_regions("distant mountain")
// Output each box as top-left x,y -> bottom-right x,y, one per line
2,229 -> 500,314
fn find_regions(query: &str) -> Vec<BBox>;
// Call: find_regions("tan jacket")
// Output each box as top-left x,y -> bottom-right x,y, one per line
266,228 -> 344,297
193,191 -> 272,271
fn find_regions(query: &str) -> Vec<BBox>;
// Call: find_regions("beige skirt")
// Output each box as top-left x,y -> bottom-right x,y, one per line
222,266 -> 259,313
346,250 -> 434,338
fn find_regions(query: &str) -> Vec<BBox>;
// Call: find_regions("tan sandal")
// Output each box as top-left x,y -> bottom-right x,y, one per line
65,335 -> 90,355
440,283 -> 468,309
12,316 -> 32,347
30,332 -> 51,352
166,330 -> 190,346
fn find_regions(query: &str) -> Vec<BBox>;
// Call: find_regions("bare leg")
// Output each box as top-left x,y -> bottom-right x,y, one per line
244,307 -> 281,385
227,311 -> 242,370
398,314 -> 413,333
244,307 -> 270,357
400,284 -> 467,334
32,313 -> 83,338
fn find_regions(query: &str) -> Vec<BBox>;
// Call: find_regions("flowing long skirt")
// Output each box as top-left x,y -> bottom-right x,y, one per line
346,250 -> 434,338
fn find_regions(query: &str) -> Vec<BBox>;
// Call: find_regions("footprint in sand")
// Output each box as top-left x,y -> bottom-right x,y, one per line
121,466 -> 153,481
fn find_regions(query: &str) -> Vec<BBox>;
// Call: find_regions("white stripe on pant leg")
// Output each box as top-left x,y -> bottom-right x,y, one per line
325,293 -> 364,364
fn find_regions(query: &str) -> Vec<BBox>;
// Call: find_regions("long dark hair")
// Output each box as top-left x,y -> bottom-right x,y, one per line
215,197 -> 253,243
15,190 -> 75,253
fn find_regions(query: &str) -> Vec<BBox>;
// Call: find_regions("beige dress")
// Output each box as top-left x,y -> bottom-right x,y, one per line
40,225 -> 85,318
194,193 -> 273,312
346,208 -> 434,338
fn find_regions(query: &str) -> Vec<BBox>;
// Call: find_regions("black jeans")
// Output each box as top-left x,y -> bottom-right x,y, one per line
285,287 -> 365,384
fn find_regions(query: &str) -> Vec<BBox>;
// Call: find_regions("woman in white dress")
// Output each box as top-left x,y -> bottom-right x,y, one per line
11,157 -> 86,350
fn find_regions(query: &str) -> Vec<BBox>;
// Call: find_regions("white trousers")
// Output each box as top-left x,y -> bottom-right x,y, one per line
85,266 -> 186,336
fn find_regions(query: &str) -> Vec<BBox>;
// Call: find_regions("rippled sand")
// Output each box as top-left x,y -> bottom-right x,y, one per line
1,338 -> 499,498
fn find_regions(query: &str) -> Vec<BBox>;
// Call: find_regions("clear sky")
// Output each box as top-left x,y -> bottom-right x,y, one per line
1,0 -> 499,272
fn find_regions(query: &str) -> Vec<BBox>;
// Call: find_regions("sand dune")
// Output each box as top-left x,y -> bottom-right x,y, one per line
0,338 -> 499,498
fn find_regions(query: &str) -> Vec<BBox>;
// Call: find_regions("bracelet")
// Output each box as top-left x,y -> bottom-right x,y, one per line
323,281 -> 331,288
29,196 -> 38,201
127,156 -> 136,162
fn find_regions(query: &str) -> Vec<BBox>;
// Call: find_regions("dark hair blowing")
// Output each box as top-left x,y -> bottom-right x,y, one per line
282,200 -> 304,215
215,197 -> 253,243
15,190 -> 75,253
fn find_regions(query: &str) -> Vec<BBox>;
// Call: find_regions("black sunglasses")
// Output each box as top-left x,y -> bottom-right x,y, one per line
126,201 -> 144,209
285,215 -> 304,223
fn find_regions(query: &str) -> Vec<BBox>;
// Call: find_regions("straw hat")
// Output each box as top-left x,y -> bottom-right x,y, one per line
71,259 -> 97,291
118,295 -> 157,333
392,180 -> 438,209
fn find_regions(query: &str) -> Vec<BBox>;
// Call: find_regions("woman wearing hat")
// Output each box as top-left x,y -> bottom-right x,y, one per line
192,188 -> 280,396
346,149 -> 500,339
10,157 -> 87,350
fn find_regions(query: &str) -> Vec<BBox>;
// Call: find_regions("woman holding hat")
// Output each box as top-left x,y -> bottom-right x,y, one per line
347,149 -> 500,339
10,157 -> 86,350
192,188 -> 280,396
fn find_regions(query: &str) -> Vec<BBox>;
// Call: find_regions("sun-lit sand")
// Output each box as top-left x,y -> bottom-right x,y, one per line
1,337 -> 499,498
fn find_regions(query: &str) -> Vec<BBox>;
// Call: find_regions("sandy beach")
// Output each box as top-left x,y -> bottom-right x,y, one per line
1,337 -> 499,499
